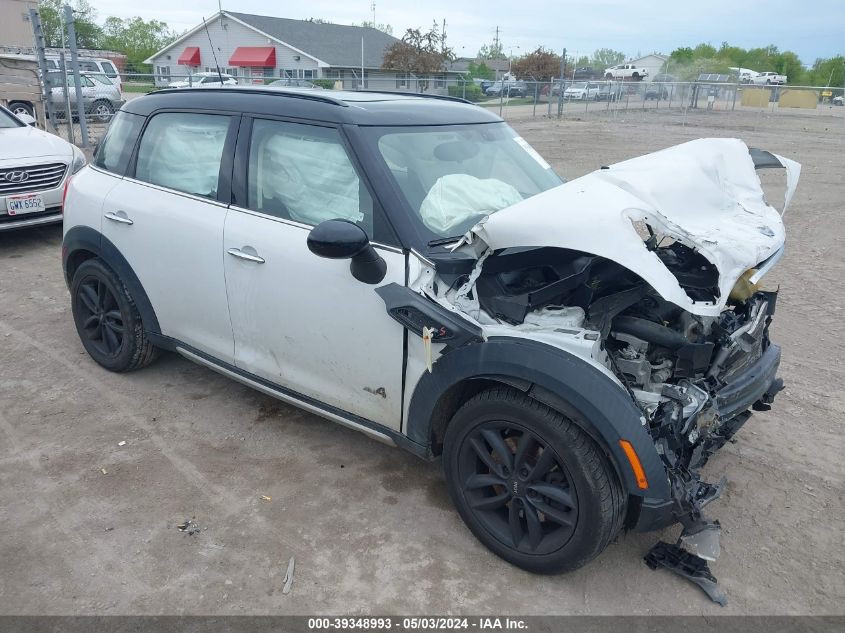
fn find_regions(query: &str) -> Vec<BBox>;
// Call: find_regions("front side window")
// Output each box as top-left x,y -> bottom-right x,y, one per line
247,119 -> 373,236
135,112 -> 231,198
93,111 -> 143,175
365,122 -> 562,239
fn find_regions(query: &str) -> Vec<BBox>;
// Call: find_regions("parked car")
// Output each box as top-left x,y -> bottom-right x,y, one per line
63,87 -> 797,576
833,95 -> 843,106
45,71 -> 124,122
604,63 -> 648,80
751,71 -> 787,85
594,83 -> 622,101
563,81 -> 600,100
168,72 -> 238,88
644,84 -> 669,100
571,67 -> 596,81
479,79 -> 494,94
268,78 -> 320,89
45,55 -> 123,92
486,80 -> 528,97
0,105 -> 85,231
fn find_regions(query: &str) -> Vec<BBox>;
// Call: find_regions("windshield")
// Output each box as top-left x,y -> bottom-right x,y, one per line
365,122 -> 562,240
0,108 -> 23,128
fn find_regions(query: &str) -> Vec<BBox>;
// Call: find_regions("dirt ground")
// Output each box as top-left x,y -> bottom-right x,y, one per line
1,105 -> 843,616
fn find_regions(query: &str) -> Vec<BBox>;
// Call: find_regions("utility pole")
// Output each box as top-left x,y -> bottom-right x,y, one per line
557,47 -> 566,117
29,8 -> 58,130
64,4 -> 89,148
371,2 -> 375,25
494,26 -> 500,51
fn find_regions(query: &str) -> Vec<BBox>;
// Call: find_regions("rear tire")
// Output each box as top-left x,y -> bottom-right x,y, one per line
71,259 -> 159,372
8,101 -> 34,118
91,100 -> 114,123
443,387 -> 625,574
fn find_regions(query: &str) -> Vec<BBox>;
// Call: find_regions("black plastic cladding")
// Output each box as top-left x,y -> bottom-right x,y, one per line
122,87 -> 502,127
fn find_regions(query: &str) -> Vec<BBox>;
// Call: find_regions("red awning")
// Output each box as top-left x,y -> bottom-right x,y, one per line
228,46 -> 276,67
177,46 -> 201,66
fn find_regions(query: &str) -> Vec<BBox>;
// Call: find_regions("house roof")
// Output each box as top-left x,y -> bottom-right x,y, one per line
227,12 -> 400,68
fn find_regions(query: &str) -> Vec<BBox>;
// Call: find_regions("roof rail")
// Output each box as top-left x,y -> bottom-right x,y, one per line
150,86 -> 350,107
357,89 -> 472,105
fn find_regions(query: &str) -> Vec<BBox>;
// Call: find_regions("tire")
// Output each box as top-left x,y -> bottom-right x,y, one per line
443,387 -> 625,574
91,100 -> 114,123
71,258 -> 159,372
8,101 -> 34,118
605,73 -> 613,79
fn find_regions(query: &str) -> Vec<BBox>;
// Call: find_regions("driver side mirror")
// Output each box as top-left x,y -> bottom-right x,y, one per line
307,219 -> 387,285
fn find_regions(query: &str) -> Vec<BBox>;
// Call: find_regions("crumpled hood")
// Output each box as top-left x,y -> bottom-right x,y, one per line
0,125 -> 74,163
470,138 -> 800,316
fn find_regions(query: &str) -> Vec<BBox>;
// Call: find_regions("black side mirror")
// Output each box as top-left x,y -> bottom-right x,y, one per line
307,219 -> 387,285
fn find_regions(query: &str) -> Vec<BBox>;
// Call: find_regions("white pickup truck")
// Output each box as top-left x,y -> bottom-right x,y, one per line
604,63 -> 648,80
751,71 -> 787,85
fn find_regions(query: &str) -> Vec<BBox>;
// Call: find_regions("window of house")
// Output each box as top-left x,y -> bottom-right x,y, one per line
279,69 -> 294,79
156,65 -> 170,81
135,112 -> 231,199
302,69 -> 314,79
246,119 -> 373,236
395,73 -> 408,89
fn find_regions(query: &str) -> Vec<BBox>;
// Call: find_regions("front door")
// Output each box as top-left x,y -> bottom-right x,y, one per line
223,117 -> 406,429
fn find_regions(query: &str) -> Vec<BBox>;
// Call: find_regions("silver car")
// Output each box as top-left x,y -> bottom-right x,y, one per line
46,72 -> 124,123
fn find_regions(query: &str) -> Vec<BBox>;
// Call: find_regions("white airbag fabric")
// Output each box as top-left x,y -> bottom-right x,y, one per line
419,174 -> 523,233
473,138 -> 800,317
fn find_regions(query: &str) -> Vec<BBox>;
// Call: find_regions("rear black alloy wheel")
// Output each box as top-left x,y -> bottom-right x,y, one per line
457,422 -> 578,556
444,387 -> 625,574
76,276 -> 125,357
71,258 -> 159,372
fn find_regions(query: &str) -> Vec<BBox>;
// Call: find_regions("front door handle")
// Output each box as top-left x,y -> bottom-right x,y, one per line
227,247 -> 265,264
104,211 -> 133,225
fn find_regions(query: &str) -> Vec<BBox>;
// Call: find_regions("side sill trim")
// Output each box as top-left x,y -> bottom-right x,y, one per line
172,343 -> 429,459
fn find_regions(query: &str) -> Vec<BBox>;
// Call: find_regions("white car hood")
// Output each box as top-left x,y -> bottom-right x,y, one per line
469,138 -> 801,317
0,125 -> 74,163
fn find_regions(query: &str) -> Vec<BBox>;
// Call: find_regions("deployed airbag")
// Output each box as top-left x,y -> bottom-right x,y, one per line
419,174 -> 523,234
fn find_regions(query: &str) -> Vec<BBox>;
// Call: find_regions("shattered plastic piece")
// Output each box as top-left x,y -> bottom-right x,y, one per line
679,521 -> 722,561
282,556 -> 295,595
260,495 -> 272,502
177,519 -> 201,535
422,326 -> 435,373
100,468 -> 108,475
117,441 -> 126,447
645,541 -> 727,606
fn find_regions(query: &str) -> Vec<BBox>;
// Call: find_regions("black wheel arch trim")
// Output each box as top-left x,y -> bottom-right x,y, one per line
62,225 -> 161,335
406,337 -> 670,499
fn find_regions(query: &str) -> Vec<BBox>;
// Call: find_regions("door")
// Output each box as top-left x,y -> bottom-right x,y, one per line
223,118 -> 406,429
101,111 -> 237,363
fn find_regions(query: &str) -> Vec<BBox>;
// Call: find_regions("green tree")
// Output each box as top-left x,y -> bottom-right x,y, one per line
807,55 -> 845,87
693,43 -> 717,58
510,46 -> 561,81
590,48 -> 625,70
100,16 -> 179,70
38,0 -> 101,48
467,61 -> 494,80
356,20 -> 393,35
478,41 -> 506,60
382,22 -> 454,82
668,47 -> 694,64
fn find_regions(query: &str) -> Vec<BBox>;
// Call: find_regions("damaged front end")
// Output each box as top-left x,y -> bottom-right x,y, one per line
392,139 -> 800,581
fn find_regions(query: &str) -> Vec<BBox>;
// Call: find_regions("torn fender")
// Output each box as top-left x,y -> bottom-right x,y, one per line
470,138 -> 800,317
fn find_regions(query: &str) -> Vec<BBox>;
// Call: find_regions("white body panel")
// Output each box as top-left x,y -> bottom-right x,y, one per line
62,167 -> 118,237
223,208 -> 406,429
100,177 -> 234,362
469,138 -> 800,317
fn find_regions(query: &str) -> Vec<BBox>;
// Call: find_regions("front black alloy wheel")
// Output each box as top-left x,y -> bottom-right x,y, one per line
71,258 -> 159,372
444,387 -> 625,574
457,422 -> 579,556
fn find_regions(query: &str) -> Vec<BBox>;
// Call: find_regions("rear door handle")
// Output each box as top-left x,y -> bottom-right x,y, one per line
104,211 -> 133,225
227,247 -> 265,264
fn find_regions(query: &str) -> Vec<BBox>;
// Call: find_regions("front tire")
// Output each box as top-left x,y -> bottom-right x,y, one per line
91,100 -> 114,123
71,259 -> 159,372
9,101 -> 34,118
443,387 -> 625,574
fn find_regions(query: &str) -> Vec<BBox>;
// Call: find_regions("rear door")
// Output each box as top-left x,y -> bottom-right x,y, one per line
101,110 -> 239,362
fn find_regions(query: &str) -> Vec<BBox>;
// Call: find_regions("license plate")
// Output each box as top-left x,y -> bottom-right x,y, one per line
6,193 -> 46,216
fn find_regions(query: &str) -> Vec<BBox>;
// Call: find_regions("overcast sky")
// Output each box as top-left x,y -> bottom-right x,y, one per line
92,0 -> 843,64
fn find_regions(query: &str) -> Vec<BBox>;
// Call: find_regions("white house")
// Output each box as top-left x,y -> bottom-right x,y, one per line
629,53 -> 668,82
144,11 -> 410,89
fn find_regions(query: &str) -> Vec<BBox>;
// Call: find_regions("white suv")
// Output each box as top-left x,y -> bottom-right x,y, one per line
63,87 -> 796,579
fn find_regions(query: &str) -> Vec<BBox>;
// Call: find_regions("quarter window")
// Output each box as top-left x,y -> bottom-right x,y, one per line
135,112 -> 231,199
247,119 -> 373,235
93,111 -> 143,175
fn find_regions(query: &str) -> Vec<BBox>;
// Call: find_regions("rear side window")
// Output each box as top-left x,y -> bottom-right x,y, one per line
93,111 -> 143,175
102,61 -> 117,77
135,112 -> 231,199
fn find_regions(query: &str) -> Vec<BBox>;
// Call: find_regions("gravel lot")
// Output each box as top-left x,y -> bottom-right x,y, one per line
1,105 -> 843,616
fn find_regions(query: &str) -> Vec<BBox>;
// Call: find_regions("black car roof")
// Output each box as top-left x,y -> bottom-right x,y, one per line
122,86 -> 503,126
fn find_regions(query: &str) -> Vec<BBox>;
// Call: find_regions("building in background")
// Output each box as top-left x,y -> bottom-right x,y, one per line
629,53 -> 668,82
145,11 -> 457,91
0,0 -> 37,50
